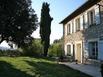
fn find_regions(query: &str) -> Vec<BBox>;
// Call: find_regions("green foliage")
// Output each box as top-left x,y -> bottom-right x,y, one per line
22,38 -> 42,57
0,49 -> 22,57
49,44 -> 62,57
40,2 -> 53,56
48,39 -> 63,57
0,0 -> 38,47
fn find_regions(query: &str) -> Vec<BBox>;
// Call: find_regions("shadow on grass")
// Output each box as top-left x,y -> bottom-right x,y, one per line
25,60 -> 92,77
29,56 -> 56,61
0,61 -> 34,77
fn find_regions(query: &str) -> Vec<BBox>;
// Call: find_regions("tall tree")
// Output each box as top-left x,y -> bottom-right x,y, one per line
0,0 -> 38,47
40,2 -> 53,57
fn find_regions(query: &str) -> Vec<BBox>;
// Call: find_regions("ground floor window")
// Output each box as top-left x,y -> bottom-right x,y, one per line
67,45 -> 71,56
89,41 -> 98,59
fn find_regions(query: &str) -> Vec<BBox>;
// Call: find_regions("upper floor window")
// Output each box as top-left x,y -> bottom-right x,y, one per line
67,24 -> 71,35
87,9 -> 95,26
75,18 -> 80,31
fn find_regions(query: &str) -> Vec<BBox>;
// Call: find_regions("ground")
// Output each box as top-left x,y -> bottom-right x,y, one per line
0,57 -> 92,77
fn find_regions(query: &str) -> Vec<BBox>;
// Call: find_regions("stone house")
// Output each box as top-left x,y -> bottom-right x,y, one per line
60,0 -> 103,63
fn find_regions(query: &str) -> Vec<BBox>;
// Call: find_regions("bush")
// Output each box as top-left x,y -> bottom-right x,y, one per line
48,43 -> 63,57
22,38 -> 43,57
0,49 -> 22,57
22,46 -> 42,57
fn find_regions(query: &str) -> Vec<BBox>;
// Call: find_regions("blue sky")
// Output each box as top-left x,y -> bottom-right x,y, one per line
31,0 -> 86,43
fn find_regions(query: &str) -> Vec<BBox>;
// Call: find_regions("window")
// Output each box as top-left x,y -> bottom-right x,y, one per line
87,10 -> 95,26
89,41 -> 98,59
75,18 -> 80,31
67,24 -> 71,35
67,45 -> 71,56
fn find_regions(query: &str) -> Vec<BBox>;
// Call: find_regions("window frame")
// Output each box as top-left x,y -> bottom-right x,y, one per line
67,23 -> 71,35
87,9 -> 95,26
89,41 -> 98,59
67,44 -> 71,56
75,17 -> 80,32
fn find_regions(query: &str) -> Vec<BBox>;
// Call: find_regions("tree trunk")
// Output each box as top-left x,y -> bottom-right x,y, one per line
43,46 -> 48,57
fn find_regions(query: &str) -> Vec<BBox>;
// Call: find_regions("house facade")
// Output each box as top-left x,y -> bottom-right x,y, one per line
60,0 -> 103,63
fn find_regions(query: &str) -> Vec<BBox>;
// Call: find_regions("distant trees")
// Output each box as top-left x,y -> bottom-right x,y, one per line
22,38 -> 42,56
48,38 -> 63,57
0,0 -> 38,47
40,2 -> 53,57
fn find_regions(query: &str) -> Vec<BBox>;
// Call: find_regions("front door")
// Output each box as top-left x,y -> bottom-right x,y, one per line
76,43 -> 81,63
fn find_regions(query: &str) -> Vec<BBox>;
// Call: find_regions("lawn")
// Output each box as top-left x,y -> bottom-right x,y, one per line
0,57 -> 92,77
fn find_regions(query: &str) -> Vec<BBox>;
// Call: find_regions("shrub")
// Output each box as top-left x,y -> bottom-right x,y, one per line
0,49 -> 22,57
48,42 -> 63,57
22,38 -> 43,57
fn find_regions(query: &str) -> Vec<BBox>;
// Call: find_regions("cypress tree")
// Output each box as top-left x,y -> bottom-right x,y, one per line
40,2 -> 53,57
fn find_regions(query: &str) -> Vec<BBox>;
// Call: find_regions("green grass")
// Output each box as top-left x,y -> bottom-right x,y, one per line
0,57 -> 92,77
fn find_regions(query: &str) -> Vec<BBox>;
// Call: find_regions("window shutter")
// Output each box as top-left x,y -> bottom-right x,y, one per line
85,13 -> 88,28
95,6 -> 100,25
80,15 -> 83,30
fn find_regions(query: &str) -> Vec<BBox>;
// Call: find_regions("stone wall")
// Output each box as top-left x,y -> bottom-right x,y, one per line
64,30 -> 84,44
64,23 -> 103,45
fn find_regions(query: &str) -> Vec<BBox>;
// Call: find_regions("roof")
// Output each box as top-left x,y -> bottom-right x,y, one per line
60,0 -> 101,24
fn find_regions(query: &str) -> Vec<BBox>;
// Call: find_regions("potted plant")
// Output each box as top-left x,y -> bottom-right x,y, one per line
59,55 -> 64,62
101,63 -> 103,77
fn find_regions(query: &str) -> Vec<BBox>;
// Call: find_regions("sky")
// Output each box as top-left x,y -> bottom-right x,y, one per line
31,0 -> 86,43
0,0 -> 86,47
